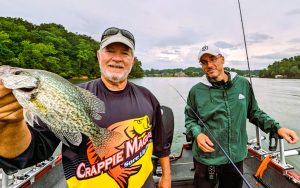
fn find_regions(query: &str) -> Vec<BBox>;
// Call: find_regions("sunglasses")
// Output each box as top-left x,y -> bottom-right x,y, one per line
200,55 -> 221,66
101,27 -> 135,46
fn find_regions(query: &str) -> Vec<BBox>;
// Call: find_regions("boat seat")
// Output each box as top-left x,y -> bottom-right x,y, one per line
152,105 -> 175,176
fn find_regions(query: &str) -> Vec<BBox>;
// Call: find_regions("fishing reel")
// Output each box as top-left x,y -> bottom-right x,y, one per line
269,129 -> 282,151
184,131 -> 194,143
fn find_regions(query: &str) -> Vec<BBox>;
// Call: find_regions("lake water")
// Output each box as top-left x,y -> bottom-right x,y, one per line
75,77 -> 300,173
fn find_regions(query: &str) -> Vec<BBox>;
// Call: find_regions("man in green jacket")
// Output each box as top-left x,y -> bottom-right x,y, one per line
185,44 -> 299,188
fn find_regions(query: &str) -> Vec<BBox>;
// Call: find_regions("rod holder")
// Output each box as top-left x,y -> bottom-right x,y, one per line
1,169 -> 9,188
279,139 -> 286,166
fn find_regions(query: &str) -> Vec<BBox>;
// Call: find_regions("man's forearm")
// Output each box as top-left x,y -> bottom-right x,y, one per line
158,156 -> 171,188
159,156 -> 171,177
0,120 -> 32,158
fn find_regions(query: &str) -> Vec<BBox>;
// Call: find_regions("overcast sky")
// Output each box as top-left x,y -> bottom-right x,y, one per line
1,0 -> 300,70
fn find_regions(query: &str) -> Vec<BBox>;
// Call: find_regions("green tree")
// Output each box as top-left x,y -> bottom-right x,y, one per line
0,31 -> 15,64
129,57 -> 144,78
259,55 -> 300,78
0,17 -> 119,79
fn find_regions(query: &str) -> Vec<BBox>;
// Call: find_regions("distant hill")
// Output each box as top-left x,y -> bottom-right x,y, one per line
259,56 -> 300,78
145,67 -> 260,77
145,57 -> 300,79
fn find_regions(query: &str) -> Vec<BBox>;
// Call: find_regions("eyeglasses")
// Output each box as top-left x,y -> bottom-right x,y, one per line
101,27 -> 135,46
200,55 -> 221,66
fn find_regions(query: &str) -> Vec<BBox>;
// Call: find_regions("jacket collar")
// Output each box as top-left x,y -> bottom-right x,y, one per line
199,71 -> 237,87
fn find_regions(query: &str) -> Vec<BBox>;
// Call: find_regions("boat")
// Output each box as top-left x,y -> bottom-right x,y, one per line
153,138 -> 300,188
1,105 -> 300,188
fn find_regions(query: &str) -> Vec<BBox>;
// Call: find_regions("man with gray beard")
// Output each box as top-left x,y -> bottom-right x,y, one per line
0,27 -> 171,188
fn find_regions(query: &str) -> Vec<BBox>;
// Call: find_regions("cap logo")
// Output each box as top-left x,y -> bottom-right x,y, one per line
202,45 -> 208,52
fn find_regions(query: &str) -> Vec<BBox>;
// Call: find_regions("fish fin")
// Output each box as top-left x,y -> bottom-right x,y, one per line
76,86 -> 105,120
108,165 -> 142,188
63,131 -> 82,146
22,112 -> 76,147
23,110 -> 35,127
45,124 -> 82,147
50,124 -> 83,147
40,123 -> 69,147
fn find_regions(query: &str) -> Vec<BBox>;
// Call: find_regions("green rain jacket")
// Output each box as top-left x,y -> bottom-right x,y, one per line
185,72 -> 281,165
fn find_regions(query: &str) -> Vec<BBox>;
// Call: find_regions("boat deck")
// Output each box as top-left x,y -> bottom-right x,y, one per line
154,144 -> 299,188
1,144 -> 299,188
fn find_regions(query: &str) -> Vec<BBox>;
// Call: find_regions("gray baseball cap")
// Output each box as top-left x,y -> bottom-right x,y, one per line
100,27 -> 135,51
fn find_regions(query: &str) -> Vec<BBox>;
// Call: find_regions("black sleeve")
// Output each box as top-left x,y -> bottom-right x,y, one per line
0,121 -> 60,174
151,97 -> 171,158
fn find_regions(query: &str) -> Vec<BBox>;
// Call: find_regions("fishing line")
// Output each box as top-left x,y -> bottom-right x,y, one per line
170,84 -> 253,188
237,0 -> 262,150
237,0 -> 252,85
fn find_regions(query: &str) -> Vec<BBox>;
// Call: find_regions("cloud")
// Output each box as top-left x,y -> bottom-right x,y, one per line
214,41 -> 236,49
226,60 -> 272,70
160,48 -> 181,55
286,9 -> 300,16
247,33 -> 273,44
288,38 -> 300,44
252,53 -> 289,60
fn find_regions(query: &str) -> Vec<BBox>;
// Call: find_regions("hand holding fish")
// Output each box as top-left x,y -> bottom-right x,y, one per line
0,82 -> 31,158
0,83 -> 24,124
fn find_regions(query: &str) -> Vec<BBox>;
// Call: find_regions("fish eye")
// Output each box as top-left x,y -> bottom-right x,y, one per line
14,70 -> 22,75
20,87 -> 35,92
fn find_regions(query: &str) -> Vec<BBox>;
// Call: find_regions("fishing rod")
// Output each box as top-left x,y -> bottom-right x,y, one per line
170,85 -> 253,188
237,0 -> 262,150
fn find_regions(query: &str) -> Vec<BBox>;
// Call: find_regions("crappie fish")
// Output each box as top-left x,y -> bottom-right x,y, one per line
0,65 -> 121,157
